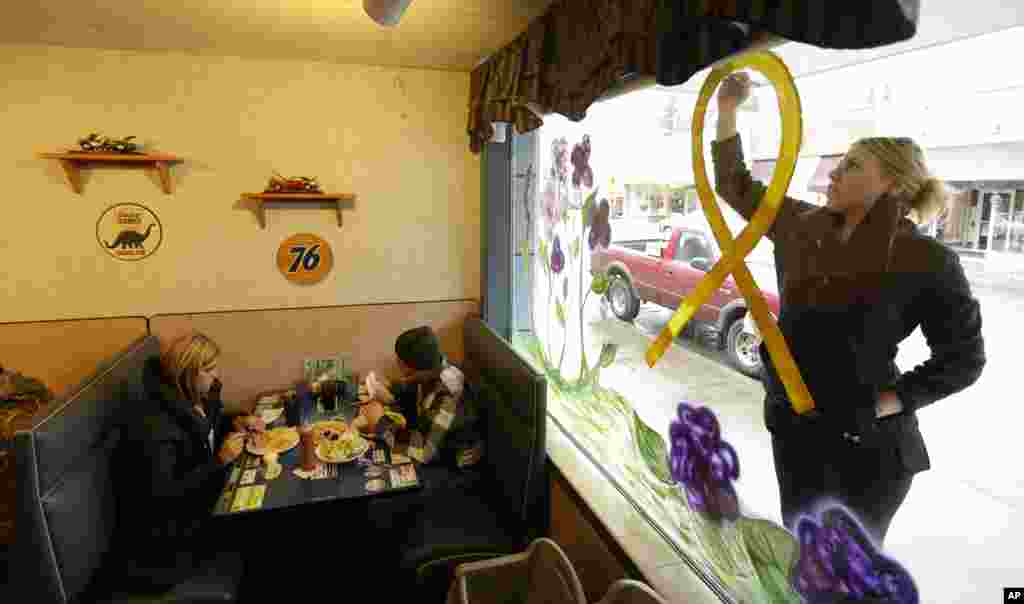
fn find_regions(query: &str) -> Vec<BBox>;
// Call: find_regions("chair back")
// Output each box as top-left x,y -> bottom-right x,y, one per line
595,579 -> 670,604
523,538 -> 587,604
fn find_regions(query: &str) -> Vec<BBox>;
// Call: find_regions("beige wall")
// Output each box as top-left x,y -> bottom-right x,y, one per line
0,44 -> 480,322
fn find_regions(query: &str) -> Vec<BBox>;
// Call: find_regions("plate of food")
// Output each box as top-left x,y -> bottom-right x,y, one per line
311,419 -> 348,443
316,429 -> 370,464
351,410 -> 407,439
259,407 -> 284,425
246,426 -> 300,455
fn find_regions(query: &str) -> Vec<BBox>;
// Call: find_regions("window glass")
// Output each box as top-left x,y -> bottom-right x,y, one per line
508,26 -> 1024,604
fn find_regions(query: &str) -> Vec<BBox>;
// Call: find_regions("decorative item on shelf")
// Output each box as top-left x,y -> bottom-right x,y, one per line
76,133 -> 142,154
265,172 -> 322,194
38,135 -> 182,194
241,183 -> 356,229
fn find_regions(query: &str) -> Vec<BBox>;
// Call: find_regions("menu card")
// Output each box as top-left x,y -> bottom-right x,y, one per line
303,356 -> 353,384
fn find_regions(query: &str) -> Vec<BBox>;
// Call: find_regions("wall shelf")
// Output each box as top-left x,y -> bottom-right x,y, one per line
240,192 -> 356,229
38,152 -> 183,194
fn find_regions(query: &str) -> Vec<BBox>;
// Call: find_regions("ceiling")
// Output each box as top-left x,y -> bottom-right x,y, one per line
0,0 -> 554,72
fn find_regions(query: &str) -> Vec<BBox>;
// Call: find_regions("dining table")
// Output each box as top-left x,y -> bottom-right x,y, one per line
212,390 -> 423,517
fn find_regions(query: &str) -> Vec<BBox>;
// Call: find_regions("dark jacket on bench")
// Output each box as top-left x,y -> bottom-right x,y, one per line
117,358 -> 232,558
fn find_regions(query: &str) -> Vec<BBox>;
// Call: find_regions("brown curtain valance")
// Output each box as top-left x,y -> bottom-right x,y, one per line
468,0 -> 922,152
468,0 -> 659,154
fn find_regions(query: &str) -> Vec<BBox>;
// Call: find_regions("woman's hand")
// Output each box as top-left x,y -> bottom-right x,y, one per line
233,414 -> 266,433
217,432 -> 246,465
717,72 -> 752,113
876,391 -> 904,418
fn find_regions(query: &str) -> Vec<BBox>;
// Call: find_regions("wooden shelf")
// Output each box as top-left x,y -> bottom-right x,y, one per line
241,192 -> 356,229
38,152 -> 183,194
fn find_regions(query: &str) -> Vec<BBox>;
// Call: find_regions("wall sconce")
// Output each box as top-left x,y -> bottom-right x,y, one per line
363,0 -> 412,26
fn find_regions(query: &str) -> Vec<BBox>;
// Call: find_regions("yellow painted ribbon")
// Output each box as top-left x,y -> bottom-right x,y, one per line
644,51 -> 815,415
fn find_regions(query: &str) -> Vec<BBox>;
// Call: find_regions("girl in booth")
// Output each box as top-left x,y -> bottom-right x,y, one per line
116,332 -> 265,587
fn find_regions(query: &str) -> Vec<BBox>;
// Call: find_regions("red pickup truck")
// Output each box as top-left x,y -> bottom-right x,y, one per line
591,217 -> 780,378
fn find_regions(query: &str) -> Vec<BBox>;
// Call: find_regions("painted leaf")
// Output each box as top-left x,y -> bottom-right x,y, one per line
590,272 -> 610,295
598,342 -> 618,368
633,411 -> 673,485
737,517 -> 803,604
570,238 -> 580,260
538,239 -> 550,276
555,299 -> 567,327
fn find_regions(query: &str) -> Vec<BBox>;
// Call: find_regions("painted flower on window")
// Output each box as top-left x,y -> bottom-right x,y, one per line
793,505 -> 919,604
550,235 -> 565,274
571,134 -> 593,189
588,198 -> 612,250
669,402 -> 740,521
551,137 -> 570,186
542,180 -> 565,239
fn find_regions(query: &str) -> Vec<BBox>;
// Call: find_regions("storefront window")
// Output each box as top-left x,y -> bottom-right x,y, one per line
506,40 -> 1023,601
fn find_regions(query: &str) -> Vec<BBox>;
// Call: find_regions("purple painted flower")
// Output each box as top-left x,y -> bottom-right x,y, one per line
542,180 -> 565,240
669,402 -> 740,521
550,236 -> 565,274
588,199 -> 612,250
792,505 -> 919,604
571,135 -> 594,189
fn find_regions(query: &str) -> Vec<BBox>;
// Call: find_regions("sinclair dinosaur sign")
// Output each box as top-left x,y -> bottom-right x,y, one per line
96,203 -> 163,261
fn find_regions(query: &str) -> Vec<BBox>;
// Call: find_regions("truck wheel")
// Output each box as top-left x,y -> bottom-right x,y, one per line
726,319 -> 762,379
606,276 -> 640,322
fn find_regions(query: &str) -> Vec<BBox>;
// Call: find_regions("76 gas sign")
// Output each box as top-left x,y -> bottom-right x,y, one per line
276,233 -> 334,285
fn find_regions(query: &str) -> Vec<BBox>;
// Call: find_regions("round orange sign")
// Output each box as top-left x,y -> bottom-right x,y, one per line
276,233 -> 333,285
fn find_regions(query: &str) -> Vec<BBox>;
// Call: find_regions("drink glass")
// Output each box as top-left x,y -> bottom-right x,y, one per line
321,380 -> 338,412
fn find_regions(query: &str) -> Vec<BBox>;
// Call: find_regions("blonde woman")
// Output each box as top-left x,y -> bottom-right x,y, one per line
117,332 -> 264,587
713,73 -> 985,545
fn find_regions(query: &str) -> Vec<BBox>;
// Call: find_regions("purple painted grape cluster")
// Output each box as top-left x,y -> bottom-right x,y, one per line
571,135 -> 594,189
793,505 -> 919,604
668,402 -> 740,521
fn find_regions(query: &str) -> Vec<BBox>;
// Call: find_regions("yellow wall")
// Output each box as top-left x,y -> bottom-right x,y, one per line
0,44 -> 480,322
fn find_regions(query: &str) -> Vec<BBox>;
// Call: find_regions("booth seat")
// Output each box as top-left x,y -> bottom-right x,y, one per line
13,335 -> 244,604
12,304 -> 547,604
388,318 -> 550,599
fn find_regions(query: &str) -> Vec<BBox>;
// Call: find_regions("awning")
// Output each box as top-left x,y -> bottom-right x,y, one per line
808,155 -> 843,193
924,142 -> 1024,184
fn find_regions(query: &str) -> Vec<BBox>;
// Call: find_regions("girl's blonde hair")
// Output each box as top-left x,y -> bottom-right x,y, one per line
161,332 -> 220,408
853,137 -> 949,224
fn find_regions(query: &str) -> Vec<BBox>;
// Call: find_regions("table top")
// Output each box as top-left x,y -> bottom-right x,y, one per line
212,395 -> 422,516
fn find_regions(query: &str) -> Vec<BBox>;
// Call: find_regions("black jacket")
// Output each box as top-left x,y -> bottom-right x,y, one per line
712,135 -> 985,474
119,357 -> 232,548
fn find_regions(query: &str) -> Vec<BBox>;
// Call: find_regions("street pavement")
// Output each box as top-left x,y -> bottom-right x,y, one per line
579,281 -> 1024,601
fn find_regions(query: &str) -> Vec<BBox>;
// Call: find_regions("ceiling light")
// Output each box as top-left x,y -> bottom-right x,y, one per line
363,0 -> 412,26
